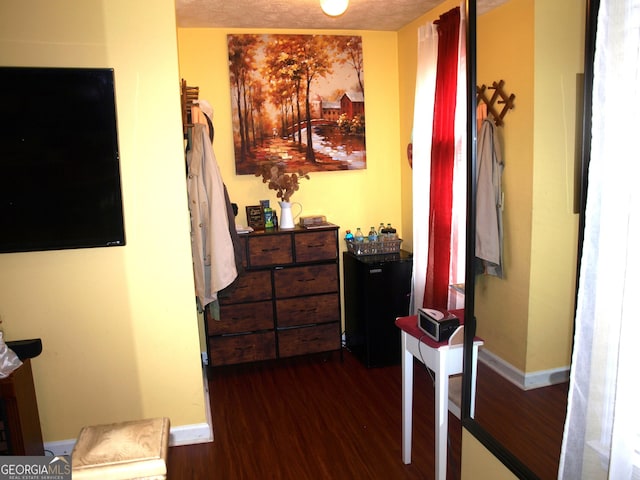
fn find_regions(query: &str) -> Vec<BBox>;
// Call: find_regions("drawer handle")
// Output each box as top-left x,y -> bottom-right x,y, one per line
298,278 -> 316,283
261,247 -> 281,252
307,243 -> 325,248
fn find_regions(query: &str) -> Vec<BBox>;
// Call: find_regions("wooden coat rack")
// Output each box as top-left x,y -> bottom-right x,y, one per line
476,79 -> 515,126
180,78 -> 199,135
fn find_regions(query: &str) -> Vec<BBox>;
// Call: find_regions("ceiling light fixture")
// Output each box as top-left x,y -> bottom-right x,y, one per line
320,0 -> 349,17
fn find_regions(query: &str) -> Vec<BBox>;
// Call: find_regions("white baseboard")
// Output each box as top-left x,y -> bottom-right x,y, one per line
478,348 -> 570,390
44,421 -> 213,456
44,439 -> 75,456
45,365 -> 214,456
169,422 -> 213,446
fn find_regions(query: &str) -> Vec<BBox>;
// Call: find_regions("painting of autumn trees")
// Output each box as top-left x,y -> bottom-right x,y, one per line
228,34 -> 366,175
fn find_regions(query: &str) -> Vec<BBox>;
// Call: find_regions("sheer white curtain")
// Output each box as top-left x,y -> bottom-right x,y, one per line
410,21 -> 438,314
558,0 -> 640,478
410,3 -> 467,314
449,4 -> 467,303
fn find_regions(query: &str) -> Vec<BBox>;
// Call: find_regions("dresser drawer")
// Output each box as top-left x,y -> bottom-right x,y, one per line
248,235 -> 293,267
278,323 -> 340,358
276,293 -> 340,328
209,331 -> 276,365
294,231 -> 337,263
219,270 -> 271,304
211,301 -> 273,335
273,264 -> 337,297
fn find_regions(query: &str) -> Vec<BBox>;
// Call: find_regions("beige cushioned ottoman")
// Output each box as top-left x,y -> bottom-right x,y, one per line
71,417 -> 170,480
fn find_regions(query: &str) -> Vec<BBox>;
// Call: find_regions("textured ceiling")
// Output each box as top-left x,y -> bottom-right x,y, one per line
175,0 -> 509,31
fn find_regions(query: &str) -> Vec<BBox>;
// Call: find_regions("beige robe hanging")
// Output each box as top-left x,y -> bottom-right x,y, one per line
187,123 -> 238,307
475,115 -> 504,277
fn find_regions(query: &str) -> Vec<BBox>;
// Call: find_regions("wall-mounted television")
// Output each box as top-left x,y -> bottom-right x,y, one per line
0,67 -> 126,254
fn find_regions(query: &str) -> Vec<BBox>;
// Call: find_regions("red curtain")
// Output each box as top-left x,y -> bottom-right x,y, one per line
423,7 -> 460,309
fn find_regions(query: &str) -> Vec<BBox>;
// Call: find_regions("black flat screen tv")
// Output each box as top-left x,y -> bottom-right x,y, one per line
0,67 -> 126,254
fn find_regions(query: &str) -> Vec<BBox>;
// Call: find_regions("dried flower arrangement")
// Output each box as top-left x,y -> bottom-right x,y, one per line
255,163 -> 310,203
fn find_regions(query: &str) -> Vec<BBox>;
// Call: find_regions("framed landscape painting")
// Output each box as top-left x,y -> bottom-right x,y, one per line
228,34 -> 366,175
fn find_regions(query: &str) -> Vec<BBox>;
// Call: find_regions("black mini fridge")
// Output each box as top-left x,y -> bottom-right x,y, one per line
343,250 -> 413,367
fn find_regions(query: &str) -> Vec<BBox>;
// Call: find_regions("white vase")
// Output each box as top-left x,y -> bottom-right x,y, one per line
278,201 -> 302,229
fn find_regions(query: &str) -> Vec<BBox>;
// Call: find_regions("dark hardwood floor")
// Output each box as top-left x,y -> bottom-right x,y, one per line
167,349 -> 567,479
474,364 -> 569,480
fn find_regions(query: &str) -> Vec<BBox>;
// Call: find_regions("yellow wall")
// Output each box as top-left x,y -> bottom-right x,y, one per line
178,28 -> 403,338
177,28 -> 403,256
0,0 -> 207,442
461,430 -> 519,480
474,0 -> 582,373
528,0 -> 583,372
475,0 -> 535,371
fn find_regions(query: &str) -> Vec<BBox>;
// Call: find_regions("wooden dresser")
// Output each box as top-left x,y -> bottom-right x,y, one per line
206,225 -> 341,367
0,359 -> 44,456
